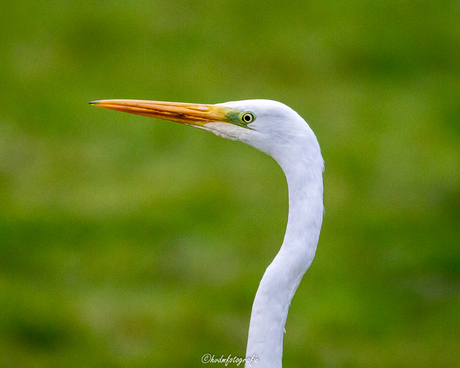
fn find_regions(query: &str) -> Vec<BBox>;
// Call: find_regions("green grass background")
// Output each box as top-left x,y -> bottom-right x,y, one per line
1,0 -> 459,366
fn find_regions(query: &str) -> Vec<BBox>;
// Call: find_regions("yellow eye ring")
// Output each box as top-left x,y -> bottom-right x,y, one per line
240,112 -> 256,124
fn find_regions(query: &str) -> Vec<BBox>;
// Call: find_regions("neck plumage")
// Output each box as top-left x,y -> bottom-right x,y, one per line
245,150 -> 324,368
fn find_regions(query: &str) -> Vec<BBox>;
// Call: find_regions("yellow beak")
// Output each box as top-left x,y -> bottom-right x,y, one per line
89,99 -> 233,127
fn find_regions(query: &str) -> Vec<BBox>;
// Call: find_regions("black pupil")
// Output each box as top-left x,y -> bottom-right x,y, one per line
243,114 -> 251,122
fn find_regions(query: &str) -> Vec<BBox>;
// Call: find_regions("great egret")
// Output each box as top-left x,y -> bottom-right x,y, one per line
90,99 -> 324,368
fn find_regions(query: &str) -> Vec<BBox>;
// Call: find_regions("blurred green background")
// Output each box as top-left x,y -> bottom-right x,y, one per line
1,0 -> 459,366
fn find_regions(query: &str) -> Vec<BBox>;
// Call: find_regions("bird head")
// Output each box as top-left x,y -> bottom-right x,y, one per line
90,99 -> 321,171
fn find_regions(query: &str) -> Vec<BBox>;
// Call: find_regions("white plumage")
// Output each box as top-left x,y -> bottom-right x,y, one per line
91,98 -> 324,368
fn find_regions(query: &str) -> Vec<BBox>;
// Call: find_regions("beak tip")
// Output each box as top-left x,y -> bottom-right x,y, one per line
89,100 -> 100,105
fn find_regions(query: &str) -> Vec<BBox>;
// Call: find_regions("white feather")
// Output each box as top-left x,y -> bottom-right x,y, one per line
205,100 -> 323,368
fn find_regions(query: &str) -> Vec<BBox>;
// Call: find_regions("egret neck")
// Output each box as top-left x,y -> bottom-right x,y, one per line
245,136 -> 323,368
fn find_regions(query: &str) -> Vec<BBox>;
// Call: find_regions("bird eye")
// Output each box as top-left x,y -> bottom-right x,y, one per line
240,112 -> 256,124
